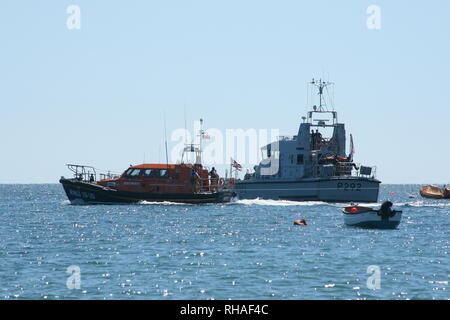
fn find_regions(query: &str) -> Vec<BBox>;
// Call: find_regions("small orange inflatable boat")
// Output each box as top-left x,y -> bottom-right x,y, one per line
419,185 -> 450,199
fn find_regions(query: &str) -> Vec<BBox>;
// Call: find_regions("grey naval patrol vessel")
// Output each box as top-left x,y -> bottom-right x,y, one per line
234,79 -> 380,203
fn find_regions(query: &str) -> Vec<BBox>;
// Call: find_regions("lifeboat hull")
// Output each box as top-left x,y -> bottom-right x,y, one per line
60,178 -> 235,204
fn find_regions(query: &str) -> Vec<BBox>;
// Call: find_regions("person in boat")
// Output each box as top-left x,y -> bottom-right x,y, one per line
378,201 -> 396,218
209,167 -> 219,192
77,174 -> 83,181
244,169 -> 252,180
89,174 -> 95,183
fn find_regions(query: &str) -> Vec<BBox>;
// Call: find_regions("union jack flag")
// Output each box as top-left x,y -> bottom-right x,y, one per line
231,158 -> 243,171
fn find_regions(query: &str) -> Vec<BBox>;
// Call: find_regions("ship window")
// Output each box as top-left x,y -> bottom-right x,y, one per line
129,169 -> 142,177
297,154 -> 304,165
144,169 -> 160,177
159,170 -> 169,177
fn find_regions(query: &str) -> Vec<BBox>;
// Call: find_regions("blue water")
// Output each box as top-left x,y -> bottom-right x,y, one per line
0,184 -> 448,300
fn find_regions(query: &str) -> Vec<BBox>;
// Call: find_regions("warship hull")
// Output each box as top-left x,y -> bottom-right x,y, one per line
234,177 -> 380,203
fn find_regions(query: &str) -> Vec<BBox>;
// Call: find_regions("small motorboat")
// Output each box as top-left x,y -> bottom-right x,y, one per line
343,201 -> 402,229
420,185 -> 450,199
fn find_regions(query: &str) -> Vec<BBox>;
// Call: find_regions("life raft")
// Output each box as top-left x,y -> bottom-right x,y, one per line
420,185 -> 450,199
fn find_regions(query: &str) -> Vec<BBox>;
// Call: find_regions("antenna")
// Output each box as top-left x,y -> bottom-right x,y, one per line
184,103 -> 188,144
310,78 -> 334,111
163,111 -> 169,167
158,143 -> 161,163
197,118 -> 204,165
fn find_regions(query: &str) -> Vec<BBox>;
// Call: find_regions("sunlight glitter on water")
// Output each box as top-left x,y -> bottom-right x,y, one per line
0,184 -> 448,300
230,198 -> 327,206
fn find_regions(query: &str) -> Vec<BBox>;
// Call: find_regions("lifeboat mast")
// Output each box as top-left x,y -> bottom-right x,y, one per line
181,118 -> 204,166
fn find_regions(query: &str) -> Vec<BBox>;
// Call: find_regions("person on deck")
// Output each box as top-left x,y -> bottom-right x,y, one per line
315,129 -> 322,149
310,130 -> 316,150
209,167 -> 219,192
190,169 -> 200,193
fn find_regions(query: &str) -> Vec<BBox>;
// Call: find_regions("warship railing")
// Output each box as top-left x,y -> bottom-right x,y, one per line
307,163 -> 377,179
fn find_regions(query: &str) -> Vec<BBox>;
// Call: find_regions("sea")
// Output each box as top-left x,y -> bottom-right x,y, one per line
0,184 -> 448,300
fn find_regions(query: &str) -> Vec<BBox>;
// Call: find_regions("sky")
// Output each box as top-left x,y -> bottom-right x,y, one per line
0,0 -> 449,184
